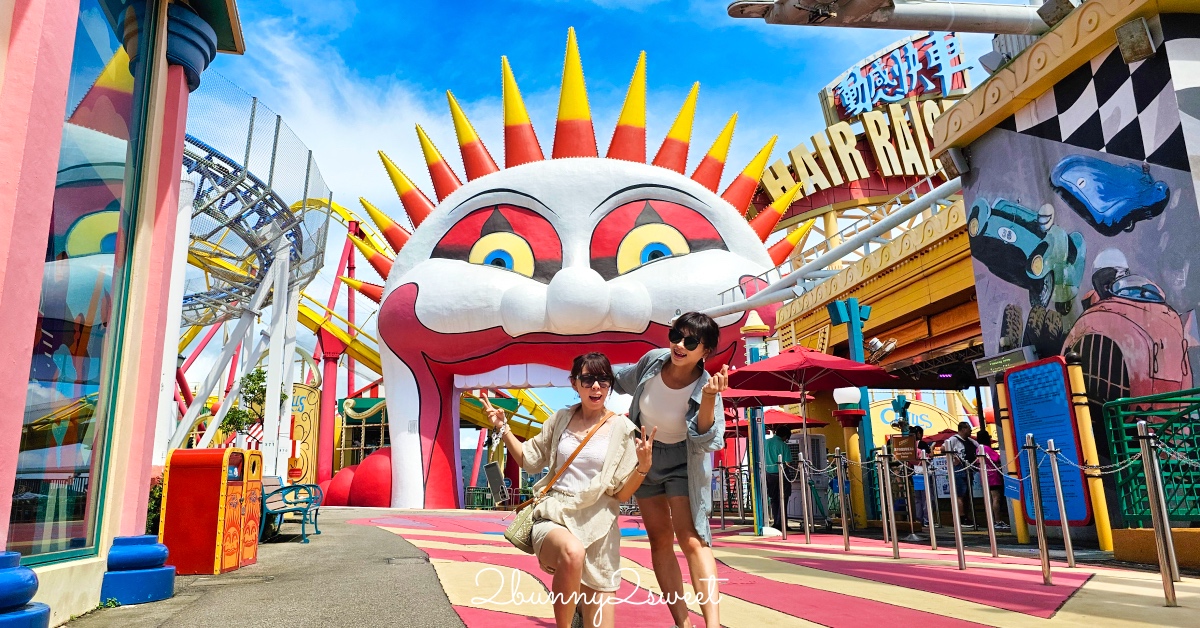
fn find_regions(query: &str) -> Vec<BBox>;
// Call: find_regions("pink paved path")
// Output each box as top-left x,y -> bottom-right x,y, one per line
352,511 -> 1094,625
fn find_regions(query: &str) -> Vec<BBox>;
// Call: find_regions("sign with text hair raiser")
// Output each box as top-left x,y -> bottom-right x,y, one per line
819,32 -> 971,126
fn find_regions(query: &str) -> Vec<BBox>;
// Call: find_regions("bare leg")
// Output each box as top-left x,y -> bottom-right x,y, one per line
669,495 -> 721,628
637,495 -> 691,628
577,585 -> 613,628
537,526 -> 586,628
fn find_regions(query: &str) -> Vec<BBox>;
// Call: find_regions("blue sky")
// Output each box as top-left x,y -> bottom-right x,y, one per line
204,0 -> 995,412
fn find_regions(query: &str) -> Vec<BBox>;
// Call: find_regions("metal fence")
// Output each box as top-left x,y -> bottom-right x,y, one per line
1103,388 -> 1200,525
180,71 -> 332,328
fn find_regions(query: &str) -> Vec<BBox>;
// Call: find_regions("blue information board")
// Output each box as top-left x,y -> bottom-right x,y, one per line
1002,475 -> 1022,501
1005,357 -> 1092,526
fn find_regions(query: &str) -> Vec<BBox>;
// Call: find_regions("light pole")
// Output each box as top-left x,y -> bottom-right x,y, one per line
832,386 -> 867,528
828,297 -> 874,517
741,311 -> 771,536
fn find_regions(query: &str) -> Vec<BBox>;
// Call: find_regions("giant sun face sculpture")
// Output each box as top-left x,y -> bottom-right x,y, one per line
360,30 -> 807,508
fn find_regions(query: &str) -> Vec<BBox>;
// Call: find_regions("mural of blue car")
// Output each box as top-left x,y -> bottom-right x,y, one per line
968,198 -> 1086,313
1050,155 -> 1170,236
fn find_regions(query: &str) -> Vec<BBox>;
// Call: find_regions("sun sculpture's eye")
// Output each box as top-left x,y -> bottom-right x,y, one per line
591,199 -> 726,280
432,204 -> 562,283
469,231 -> 536,277
616,223 -> 690,275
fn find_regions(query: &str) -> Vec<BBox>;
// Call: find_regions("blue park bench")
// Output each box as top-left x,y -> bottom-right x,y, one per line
259,476 -> 323,543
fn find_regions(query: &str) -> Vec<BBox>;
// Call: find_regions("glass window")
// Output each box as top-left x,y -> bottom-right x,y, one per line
7,0 -> 152,560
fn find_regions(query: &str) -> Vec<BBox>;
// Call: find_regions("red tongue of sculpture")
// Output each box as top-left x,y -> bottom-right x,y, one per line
377,282 -> 745,508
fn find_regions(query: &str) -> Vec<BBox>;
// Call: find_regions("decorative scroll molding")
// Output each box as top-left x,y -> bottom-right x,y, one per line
776,201 -> 966,327
931,0 -> 1171,155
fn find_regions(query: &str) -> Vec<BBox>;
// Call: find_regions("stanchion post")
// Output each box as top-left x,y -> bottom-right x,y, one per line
834,448 -> 850,551
1025,434 -> 1053,586
1138,421 -> 1177,605
1141,422 -> 1180,583
946,452 -> 966,570
875,452 -> 890,545
777,455 -> 788,541
1045,440 -> 1075,568
798,453 -> 811,544
921,451 -> 937,550
1065,353 -> 1113,551
883,452 -> 900,558
719,466 -> 726,531
978,444 -> 999,558
736,465 -> 745,522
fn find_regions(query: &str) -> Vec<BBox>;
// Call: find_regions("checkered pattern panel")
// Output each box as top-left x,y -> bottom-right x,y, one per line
996,38 -> 1188,170
1162,14 -> 1200,169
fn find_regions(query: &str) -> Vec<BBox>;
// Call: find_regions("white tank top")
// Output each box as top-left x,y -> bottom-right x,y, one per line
639,372 -> 693,444
554,424 -> 611,495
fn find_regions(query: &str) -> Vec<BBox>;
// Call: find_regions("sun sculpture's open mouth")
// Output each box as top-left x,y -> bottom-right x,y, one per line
338,28 -> 809,509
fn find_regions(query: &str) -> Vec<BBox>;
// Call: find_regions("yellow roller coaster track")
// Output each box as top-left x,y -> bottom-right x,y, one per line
179,198 -> 551,438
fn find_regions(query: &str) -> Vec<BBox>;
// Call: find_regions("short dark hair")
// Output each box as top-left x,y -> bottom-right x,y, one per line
570,352 -> 613,382
910,426 -> 924,437
776,427 -> 792,440
957,421 -> 972,432
977,429 -> 993,445
673,312 -> 719,351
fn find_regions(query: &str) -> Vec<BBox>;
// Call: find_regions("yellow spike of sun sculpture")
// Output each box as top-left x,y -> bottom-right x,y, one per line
329,29 -> 810,510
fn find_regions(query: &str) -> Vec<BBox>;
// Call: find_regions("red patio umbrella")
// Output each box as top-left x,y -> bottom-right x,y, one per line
725,408 -> 827,431
722,388 -> 811,408
728,345 -> 895,446
727,346 -> 896,392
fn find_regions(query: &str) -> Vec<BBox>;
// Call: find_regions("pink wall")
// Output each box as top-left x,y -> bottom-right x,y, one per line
0,0 -> 80,543
118,64 -> 192,535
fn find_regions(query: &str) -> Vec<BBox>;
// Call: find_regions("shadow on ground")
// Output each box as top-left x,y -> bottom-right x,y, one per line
68,508 -> 463,628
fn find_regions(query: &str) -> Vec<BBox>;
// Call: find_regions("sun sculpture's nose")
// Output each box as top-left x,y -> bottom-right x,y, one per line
546,266 -> 610,334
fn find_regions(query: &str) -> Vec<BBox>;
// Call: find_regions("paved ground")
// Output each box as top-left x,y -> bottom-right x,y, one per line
69,508 -> 1200,627
68,508 -> 463,628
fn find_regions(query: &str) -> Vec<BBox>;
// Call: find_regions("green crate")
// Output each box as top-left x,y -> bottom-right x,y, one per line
1102,388 -> 1200,525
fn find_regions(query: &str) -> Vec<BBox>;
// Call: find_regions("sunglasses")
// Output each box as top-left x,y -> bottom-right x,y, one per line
668,328 -> 701,351
576,375 -> 612,388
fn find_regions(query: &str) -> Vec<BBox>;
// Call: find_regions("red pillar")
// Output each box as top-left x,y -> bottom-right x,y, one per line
317,328 -> 346,484
468,430 -> 486,488
120,63 -> 196,534
0,0 -> 81,540
346,221 -> 357,396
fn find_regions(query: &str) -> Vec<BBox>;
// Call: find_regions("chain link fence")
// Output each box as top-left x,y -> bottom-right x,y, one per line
180,71 -> 332,328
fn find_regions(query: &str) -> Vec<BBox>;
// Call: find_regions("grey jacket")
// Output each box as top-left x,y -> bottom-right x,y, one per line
614,348 -> 724,546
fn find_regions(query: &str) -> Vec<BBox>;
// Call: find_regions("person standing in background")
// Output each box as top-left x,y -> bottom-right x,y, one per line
764,426 -> 794,532
976,430 -> 1008,530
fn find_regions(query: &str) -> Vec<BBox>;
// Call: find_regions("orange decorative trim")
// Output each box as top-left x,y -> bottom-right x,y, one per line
931,0 -> 1172,155
776,201 -> 966,327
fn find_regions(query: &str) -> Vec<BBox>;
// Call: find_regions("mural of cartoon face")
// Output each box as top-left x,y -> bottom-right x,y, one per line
369,31 -> 797,508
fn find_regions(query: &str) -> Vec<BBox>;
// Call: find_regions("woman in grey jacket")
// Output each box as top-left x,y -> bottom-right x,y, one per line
613,312 -> 727,628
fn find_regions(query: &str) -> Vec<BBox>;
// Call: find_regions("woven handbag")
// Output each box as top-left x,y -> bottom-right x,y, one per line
503,411 -> 610,553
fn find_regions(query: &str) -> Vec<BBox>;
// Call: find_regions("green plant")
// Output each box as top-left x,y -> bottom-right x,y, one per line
97,598 -> 120,609
145,474 -> 164,535
219,367 -> 287,435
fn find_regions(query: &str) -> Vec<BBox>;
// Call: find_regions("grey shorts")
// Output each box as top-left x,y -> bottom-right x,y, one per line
635,440 -> 689,499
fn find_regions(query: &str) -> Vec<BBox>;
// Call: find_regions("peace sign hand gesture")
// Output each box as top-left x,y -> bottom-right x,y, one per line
702,364 -> 729,397
635,426 -> 656,474
478,390 -> 506,430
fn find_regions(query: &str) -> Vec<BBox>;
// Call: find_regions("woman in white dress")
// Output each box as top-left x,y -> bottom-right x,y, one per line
486,352 -> 656,628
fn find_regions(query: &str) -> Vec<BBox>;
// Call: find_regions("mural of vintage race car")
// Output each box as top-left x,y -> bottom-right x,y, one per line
1050,155 -> 1170,237
1065,272 -> 1190,407
967,198 -> 1086,313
